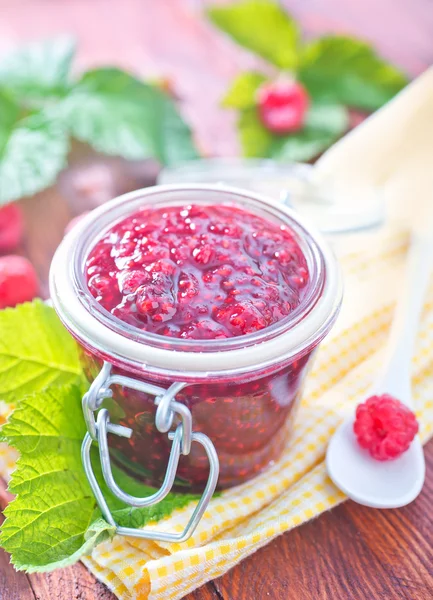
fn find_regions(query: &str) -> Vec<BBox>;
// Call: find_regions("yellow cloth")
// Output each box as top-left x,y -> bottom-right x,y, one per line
1,69 -> 432,600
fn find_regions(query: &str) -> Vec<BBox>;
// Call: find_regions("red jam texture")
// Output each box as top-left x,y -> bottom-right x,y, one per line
85,204 -> 309,339
80,349 -> 313,490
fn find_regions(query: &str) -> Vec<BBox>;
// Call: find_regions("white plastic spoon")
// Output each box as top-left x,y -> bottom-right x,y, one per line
326,224 -> 432,508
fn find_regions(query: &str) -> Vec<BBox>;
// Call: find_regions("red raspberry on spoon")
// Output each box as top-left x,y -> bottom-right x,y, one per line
257,78 -> 309,135
353,394 -> 419,461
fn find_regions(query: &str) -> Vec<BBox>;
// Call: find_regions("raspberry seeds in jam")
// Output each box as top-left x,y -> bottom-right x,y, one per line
85,203 -> 309,339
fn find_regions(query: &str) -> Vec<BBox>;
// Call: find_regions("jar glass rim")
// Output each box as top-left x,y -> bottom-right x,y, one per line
50,184 -> 342,375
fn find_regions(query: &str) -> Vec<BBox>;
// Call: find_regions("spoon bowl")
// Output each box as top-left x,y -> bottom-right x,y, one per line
327,418 -> 425,508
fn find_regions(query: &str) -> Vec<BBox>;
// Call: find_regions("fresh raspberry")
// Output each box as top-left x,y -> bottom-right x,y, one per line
0,204 -> 24,252
353,394 -> 419,461
257,78 -> 309,135
0,255 -> 39,309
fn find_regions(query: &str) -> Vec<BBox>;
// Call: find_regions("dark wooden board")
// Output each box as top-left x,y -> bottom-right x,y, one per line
1,0 -> 433,598
2,443 -> 433,599
213,442 -> 433,600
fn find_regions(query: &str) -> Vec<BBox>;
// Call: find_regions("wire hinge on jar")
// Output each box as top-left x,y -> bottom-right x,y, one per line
81,361 -> 219,543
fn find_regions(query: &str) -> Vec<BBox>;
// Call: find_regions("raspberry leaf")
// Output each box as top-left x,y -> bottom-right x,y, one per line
59,68 -> 198,164
238,107 -> 274,158
0,39 -> 198,203
0,300 -> 82,403
0,37 -> 75,102
0,109 -> 69,205
299,36 -> 408,111
270,103 -> 349,160
0,385 -> 114,572
207,1 -> 300,70
238,102 -> 348,161
222,71 -> 267,109
0,383 -> 198,571
0,90 -> 20,155
0,301 -> 199,571
102,461 -> 199,530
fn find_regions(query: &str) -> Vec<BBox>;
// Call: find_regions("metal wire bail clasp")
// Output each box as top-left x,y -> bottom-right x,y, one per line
81,361 -> 219,543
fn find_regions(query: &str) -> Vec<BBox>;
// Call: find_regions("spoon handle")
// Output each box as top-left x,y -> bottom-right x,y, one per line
376,227 -> 433,404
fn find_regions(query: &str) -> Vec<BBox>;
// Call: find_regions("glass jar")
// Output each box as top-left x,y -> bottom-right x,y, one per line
50,185 -> 342,532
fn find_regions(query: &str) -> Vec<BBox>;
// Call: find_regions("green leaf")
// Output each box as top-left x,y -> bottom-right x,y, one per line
0,36 -> 75,101
59,68 -> 198,165
299,36 -> 408,111
208,0 -> 300,69
106,463 -> 198,530
156,92 -> 200,166
0,300 -> 199,571
0,300 -> 82,404
0,385 -> 114,572
0,110 -> 69,205
222,71 -> 267,109
271,103 -> 349,161
0,89 -> 20,155
0,383 -> 198,571
238,102 -> 348,161
238,107 -> 274,158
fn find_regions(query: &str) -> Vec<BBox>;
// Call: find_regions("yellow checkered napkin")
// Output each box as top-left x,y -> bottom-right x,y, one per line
77,226 -> 432,600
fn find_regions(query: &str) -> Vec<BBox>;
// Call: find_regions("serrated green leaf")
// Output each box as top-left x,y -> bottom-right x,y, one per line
156,93 -> 200,166
0,89 -> 20,155
0,301 -> 199,570
0,300 -> 82,404
0,385 -> 108,571
107,463 -> 198,530
238,107 -> 274,157
0,385 -> 116,572
0,36 -> 75,102
59,68 -> 198,165
238,103 -> 348,161
299,36 -> 408,111
270,103 -> 349,161
222,72 -> 267,109
0,382 -> 198,571
0,110 -> 69,205
208,0 -> 300,69
35,517 -> 114,574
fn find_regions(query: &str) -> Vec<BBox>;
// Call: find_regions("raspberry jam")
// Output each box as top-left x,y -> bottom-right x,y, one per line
85,204 -> 309,339
51,186 -> 342,492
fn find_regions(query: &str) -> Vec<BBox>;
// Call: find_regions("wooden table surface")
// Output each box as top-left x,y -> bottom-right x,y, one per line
1,1 -> 433,599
